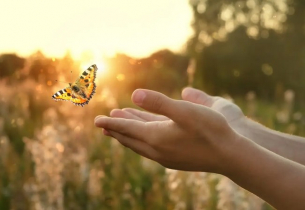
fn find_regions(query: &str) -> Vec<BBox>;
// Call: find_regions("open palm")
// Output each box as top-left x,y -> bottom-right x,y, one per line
110,87 -> 246,135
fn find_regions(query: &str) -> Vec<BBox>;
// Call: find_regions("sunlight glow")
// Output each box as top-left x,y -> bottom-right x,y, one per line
0,0 -> 193,59
80,56 -> 108,86
96,62 -> 107,75
116,74 -> 125,81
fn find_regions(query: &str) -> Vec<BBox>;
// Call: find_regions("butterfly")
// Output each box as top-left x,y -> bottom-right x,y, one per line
52,64 -> 98,107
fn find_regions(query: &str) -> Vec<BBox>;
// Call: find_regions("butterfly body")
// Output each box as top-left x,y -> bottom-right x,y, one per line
52,64 -> 97,107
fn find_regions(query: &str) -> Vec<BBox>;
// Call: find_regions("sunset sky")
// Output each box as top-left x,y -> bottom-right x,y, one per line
0,0 -> 193,59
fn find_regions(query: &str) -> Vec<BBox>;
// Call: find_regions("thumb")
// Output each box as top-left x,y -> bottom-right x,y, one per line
181,87 -> 214,107
131,89 -> 185,123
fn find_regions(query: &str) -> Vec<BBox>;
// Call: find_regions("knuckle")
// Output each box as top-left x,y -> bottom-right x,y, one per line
179,102 -> 200,126
151,95 -> 165,113
115,119 -> 129,134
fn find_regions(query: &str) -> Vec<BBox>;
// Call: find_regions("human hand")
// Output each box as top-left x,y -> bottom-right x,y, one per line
95,89 -> 305,209
95,89 -> 241,174
110,87 -> 247,136
181,87 -> 247,135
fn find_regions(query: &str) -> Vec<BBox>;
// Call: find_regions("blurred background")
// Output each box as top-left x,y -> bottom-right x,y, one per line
1,0 -> 305,209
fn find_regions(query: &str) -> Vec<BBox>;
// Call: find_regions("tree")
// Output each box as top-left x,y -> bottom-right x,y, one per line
0,54 -> 25,78
187,0 -> 294,96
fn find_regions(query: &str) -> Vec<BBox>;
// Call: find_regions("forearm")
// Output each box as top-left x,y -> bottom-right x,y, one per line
239,118 -> 305,166
226,135 -> 305,210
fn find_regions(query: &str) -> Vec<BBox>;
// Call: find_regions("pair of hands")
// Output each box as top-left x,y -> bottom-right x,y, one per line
95,88 -> 305,209
94,87 -> 247,175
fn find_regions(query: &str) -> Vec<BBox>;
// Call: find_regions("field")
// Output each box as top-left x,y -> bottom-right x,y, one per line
1,53 -> 304,210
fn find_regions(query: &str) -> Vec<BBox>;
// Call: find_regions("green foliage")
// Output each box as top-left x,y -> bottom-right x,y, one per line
188,0 -> 305,102
0,51 -> 297,209
0,54 -> 25,79
2,1 -> 305,208
0,52 -> 185,210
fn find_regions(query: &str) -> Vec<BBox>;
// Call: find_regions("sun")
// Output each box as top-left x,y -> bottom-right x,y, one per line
78,49 -> 109,84
81,60 -> 107,74
95,61 -> 107,75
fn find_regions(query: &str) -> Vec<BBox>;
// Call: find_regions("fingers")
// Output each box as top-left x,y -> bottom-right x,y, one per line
110,109 -> 145,121
122,108 -> 168,121
108,130 -> 158,160
181,87 -> 214,107
95,115 -> 171,146
131,89 -> 187,123
95,116 -> 147,140
110,108 -> 167,122
103,128 -> 112,136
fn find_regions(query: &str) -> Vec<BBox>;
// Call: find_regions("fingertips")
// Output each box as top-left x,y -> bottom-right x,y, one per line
132,89 -> 147,106
122,108 -> 147,120
123,108 -> 168,121
181,87 -> 212,106
131,89 -> 177,120
95,116 -> 114,136
95,116 -> 147,140
110,109 -> 145,121
94,115 -> 108,127
94,116 -> 107,127
95,116 -> 118,129
110,109 -> 123,117
94,115 -> 104,122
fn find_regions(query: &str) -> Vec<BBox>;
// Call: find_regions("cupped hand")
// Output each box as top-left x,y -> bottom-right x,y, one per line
95,89 -> 241,174
181,87 -> 247,135
111,87 -> 247,136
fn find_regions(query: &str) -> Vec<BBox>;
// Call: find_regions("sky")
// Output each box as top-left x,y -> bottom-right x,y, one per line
0,0 -> 193,59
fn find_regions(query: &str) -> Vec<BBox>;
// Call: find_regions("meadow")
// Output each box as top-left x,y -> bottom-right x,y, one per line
2,0 -> 305,209
1,51 -> 304,210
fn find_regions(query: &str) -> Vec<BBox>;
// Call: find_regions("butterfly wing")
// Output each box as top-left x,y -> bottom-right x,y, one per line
76,64 -> 97,99
52,64 -> 98,107
52,87 -> 72,101
70,94 -> 89,107
52,87 -> 88,107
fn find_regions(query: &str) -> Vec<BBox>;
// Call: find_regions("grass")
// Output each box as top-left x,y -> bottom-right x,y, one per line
1,60 -> 303,210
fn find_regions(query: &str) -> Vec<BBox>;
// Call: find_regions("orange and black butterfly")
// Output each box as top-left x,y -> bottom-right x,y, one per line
52,64 -> 97,107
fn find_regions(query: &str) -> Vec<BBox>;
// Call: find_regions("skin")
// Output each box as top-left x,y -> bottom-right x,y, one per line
94,87 -> 305,209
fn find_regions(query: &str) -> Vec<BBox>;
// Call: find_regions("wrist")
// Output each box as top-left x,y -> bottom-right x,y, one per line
232,116 -> 264,141
219,133 -> 305,209
212,128 -> 248,176
219,132 -> 247,176
240,117 -> 305,165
